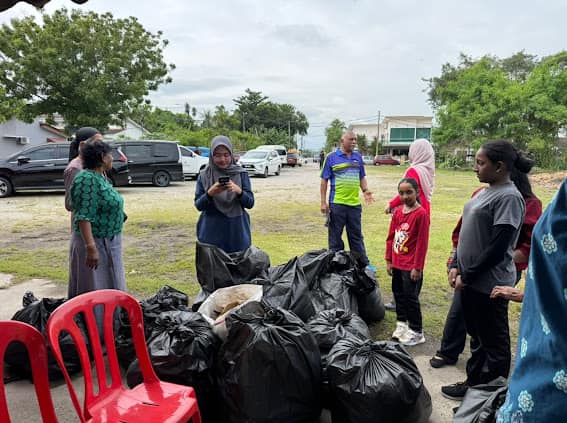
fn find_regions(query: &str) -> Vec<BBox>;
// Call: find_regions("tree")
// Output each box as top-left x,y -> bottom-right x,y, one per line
201,110 -> 213,129
233,88 -> 309,138
425,51 -> 567,166
324,119 -> 345,151
212,105 -> 239,132
356,133 -> 369,155
0,8 -> 174,131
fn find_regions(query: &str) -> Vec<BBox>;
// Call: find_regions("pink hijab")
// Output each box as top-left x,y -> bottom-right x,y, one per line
408,138 -> 435,201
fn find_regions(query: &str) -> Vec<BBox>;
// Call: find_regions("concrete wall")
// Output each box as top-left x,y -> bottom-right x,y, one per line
0,117 -> 51,158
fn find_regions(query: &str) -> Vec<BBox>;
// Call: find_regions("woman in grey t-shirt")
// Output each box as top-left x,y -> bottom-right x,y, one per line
441,140 -> 533,401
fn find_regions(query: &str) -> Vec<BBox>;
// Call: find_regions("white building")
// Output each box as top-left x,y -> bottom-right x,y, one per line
104,118 -> 150,140
349,115 -> 433,156
0,117 -> 67,158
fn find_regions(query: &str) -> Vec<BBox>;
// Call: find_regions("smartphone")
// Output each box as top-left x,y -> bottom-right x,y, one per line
218,176 -> 230,186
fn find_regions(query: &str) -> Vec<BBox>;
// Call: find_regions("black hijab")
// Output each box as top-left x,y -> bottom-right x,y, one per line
69,127 -> 100,160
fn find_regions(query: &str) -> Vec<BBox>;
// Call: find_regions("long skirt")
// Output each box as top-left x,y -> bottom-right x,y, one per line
68,232 -> 126,299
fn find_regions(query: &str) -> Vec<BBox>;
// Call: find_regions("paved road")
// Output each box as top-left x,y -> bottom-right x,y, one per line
1,272 -> 466,422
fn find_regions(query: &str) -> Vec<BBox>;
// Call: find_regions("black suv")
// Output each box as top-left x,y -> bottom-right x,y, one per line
109,140 -> 183,187
0,143 -> 130,198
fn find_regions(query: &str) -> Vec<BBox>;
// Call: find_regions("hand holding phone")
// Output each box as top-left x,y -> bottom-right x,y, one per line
218,176 -> 230,186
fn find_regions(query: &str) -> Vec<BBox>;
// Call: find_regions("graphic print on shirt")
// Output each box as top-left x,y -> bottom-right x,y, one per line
393,222 -> 410,254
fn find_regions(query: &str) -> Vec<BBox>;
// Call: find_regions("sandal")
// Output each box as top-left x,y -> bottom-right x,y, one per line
429,355 -> 455,368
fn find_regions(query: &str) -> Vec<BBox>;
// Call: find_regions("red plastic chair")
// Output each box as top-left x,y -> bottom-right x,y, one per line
46,290 -> 202,423
0,321 -> 59,423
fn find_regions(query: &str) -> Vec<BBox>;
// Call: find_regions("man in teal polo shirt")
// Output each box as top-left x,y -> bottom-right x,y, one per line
320,131 -> 374,267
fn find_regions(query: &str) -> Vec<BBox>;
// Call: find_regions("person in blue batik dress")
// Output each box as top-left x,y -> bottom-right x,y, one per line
497,178 -> 567,422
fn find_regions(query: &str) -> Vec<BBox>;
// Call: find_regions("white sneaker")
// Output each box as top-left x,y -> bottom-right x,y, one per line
391,321 -> 409,341
400,328 -> 426,346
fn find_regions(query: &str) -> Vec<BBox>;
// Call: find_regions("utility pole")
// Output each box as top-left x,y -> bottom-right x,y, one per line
288,121 -> 291,149
375,110 -> 381,156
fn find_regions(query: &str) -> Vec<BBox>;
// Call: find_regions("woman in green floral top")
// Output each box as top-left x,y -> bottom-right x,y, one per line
68,139 -> 126,297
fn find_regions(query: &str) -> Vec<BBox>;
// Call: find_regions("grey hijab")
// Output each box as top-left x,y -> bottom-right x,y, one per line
199,135 -> 244,217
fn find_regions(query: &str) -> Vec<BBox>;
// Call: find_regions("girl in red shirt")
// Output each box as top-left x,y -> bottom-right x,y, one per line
386,177 -> 430,346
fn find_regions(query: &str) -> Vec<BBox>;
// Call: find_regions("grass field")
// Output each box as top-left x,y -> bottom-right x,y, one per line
0,165 -> 561,343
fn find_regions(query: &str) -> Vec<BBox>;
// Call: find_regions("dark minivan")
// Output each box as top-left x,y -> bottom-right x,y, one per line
109,140 -> 183,187
0,142 -> 130,198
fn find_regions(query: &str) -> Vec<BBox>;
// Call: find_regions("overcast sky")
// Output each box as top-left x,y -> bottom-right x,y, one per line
2,0 -> 565,150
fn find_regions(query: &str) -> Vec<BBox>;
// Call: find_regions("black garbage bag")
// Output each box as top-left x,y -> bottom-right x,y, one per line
328,250 -> 366,272
194,241 -> 270,309
260,257 -> 316,322
6,292 -> 84,381
217,301 -> 322,423
327,338 -> 432,423
296,249 -> 333,286
306,309 -> 370,360
140,285 -> 190,328
126,310 -> 220,423
116,285 -> 190,370
311,273 -> 359,315
343,265 -> 377,295
306,309 -> 371,409
357,284 -> 385,323
453,377 -> 508,423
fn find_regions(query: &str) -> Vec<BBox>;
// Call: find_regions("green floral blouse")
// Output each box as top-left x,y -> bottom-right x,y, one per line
71,170 -> 124,238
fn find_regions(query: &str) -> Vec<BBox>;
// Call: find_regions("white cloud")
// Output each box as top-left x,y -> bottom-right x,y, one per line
1,0 -> 565,150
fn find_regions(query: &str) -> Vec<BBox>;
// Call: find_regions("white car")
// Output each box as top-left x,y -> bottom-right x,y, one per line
238,149 -> 282,177
180,145 -> 208,179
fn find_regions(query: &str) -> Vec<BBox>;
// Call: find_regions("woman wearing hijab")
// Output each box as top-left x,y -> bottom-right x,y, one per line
194,135 -> 255,253
496,178 -> 567,422
385,138 -> 435,216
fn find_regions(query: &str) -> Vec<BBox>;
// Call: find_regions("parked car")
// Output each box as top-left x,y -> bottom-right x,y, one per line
0,142 -> 130,198
362,155 -> 374,165
255,145 -> 287,166
238,149 -> 282,177
186,146 -> 210,157
109,140 -> 183,187
374,154 -> 400,166
179,146 -> 208,179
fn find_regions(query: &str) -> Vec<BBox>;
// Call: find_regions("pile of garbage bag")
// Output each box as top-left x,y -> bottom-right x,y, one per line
4,245 -> 435,423
194,244 -> 385,325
